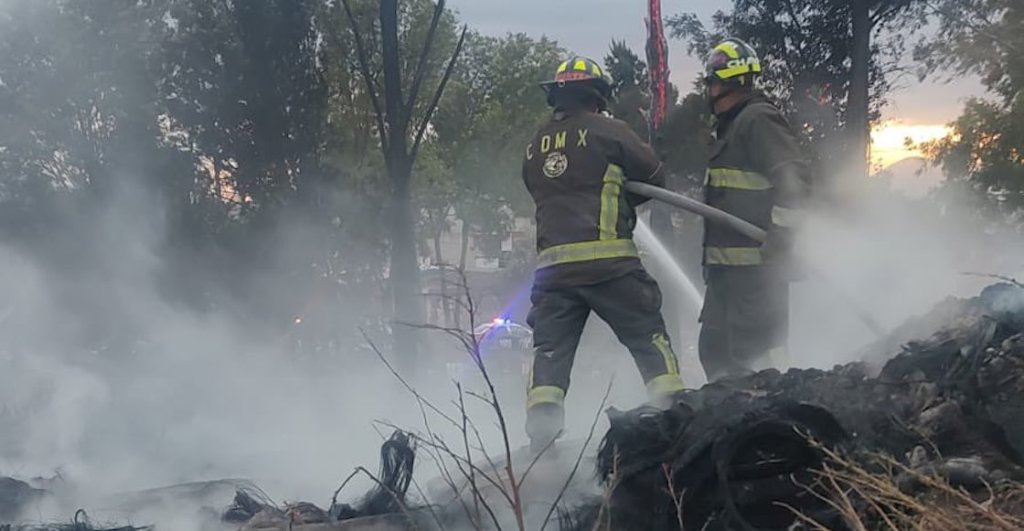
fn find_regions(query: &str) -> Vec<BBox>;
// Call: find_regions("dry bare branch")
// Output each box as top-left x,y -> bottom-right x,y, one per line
539,380 -> 614,531
411,25 -> 468,160
340,0 -> 388,152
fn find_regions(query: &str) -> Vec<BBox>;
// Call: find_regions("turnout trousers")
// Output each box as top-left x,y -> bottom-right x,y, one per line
698,266 -> 789,383
525,270 -> 685,446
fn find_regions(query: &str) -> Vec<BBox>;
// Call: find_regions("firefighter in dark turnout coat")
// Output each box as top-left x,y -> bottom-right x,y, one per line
522,57 -> 686,449
699,38 -> 811,381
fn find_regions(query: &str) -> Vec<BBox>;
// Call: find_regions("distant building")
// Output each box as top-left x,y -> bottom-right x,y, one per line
420,214 -> 535,328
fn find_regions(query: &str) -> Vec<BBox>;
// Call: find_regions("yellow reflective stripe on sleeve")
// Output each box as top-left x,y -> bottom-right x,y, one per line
646,374 -> 686,396
536,239 -> 639,268
771,205 -> 803,228
705,246 -> 763,266
527,385 -> 566,409
652,333 -> 679,376
599,164 -> 624,240
707,168 -> 772,190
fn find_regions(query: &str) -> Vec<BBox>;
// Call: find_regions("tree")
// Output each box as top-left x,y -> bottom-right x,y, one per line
605,40 -> 651,138
919,1 -> 1023,220
0,0 -> 204,348
340,0 -> 467,363
432,32 -> 561,265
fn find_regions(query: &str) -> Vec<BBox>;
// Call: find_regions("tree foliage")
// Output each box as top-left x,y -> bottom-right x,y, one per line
0,0 -> 565,354
668,0 -> 926,177
920,1 -> 1023,219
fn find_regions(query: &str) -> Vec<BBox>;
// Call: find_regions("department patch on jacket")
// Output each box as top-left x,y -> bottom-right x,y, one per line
542,152 -> 568,178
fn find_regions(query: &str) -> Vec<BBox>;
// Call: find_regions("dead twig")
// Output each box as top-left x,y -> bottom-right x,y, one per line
359,328 -> 461,429
962,272 -> 1024,289
663,463 -> 686,530
351,466 -> 420,530
457,382 -> 483,527
539,380 -> 614,531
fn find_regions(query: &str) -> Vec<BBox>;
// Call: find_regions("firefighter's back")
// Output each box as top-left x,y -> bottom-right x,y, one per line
523,111 -> 656,289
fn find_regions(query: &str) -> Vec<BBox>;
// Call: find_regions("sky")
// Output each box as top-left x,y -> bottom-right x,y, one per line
446,0 -> 986,126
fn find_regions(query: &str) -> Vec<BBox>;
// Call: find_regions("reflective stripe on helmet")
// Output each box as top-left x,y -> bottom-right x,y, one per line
705,246 -> 763,266
536,239 -> 639,268
708,38 -> 762,81
715,41 -> 741,59
527,385 -> 566,409
555,58 -> 604,79
599,164 -> 624,240
706,168 -> 773,190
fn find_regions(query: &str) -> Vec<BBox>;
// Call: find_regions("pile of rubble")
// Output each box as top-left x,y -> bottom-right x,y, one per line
5,284 -> 1024,530
566,283 -> 1024,530
0,432 -> 421,531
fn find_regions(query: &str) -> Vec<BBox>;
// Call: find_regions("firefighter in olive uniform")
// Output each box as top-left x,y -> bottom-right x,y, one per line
698,38 -> 811,382
522,57 -> 686,450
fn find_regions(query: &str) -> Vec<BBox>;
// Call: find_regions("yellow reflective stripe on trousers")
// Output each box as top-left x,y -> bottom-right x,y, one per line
652,333 -> 680,376
646,374 -> 686,396
706,168 -> 772,190
527,385 -> 566,409
771,205 -> 803,228
536,239 -> 639,268
599,164 -> 624,240
705,246 -> 763,266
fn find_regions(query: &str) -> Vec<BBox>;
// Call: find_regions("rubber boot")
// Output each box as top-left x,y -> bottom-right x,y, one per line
526,402 -> 564,456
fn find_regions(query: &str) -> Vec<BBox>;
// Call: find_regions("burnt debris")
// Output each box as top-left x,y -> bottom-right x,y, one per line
570,283 -> 1024,530
224,429 -> 419,528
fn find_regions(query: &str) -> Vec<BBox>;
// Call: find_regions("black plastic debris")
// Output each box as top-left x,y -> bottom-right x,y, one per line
2,509 -> 152,531
349,430 -> 417,518
0,478 -> 47,523
224,429 -> 418,526
567,283 -> 1024,530
222,486 -> 279,524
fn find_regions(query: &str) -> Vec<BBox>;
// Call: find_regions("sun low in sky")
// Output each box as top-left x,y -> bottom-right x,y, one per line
869,121 -> 953,197
870,121 -> 952,171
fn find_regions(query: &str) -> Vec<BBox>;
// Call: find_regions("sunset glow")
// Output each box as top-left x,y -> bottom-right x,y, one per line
870,121 -> 952,171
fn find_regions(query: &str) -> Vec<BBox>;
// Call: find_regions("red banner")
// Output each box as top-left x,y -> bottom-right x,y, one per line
645,0 -> 669,135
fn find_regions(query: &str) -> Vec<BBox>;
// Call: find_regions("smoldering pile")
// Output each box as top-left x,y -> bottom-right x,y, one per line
0,431 -> 422,531
223,431 -> 425,530
6,284 -> 1024,531
565,282 -> 1024,530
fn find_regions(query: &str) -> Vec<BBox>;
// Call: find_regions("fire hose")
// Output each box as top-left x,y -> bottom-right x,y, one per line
623,181 -> 887,338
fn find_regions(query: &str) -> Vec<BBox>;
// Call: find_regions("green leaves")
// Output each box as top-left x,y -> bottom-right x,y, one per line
919,2 -> 1023,217
667,0 -> 927,174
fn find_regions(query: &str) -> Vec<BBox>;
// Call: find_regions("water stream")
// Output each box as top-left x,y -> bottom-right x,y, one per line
634,218 -> 705,310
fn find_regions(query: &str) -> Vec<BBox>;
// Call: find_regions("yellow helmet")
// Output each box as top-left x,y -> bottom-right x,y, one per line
539,56 -> 613,109
704,38 -> 762,85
